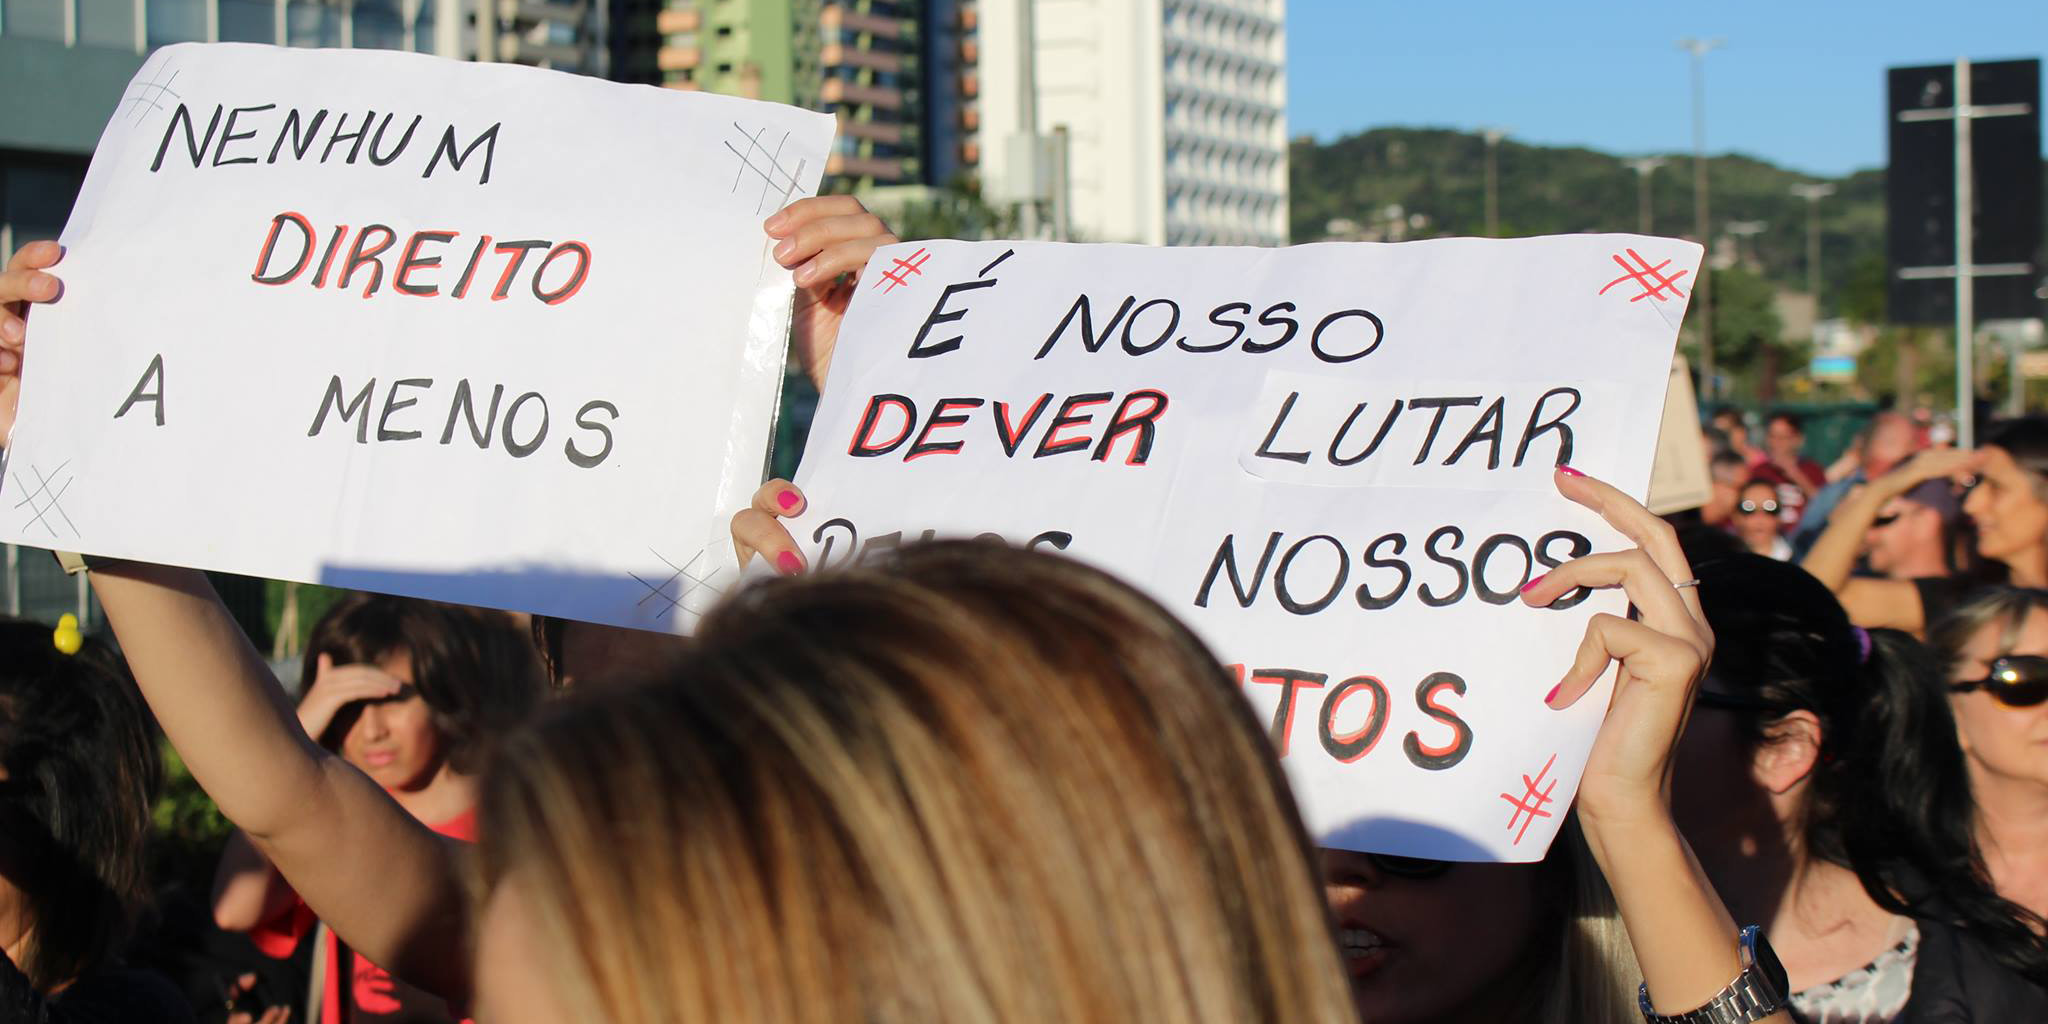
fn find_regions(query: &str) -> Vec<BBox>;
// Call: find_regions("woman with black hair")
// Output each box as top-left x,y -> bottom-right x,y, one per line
0,616 -> 194,1023
1673,543 -> 2048,1022
1927,588 -> 2048,921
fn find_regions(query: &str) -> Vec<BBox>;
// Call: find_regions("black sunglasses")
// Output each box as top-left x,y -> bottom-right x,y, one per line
1738,499 -> 1781,515
1952,655 -> 2048,708
1365,852 -> 1455,880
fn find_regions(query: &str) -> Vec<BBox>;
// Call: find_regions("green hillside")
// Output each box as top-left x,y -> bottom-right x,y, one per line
1289,128 -> 1889,316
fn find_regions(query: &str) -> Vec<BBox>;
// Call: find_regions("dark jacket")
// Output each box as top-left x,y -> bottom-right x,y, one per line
0,953 -> 195,1024
1899,915 -> 2048,1023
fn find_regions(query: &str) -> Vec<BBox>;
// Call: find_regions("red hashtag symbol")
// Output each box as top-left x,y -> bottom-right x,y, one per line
1598,249 -> 1690,303
874,247 -> 931,294
1499,753 -> 1559,846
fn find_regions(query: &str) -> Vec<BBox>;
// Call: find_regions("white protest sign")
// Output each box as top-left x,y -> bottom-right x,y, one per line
789,238 -> 1700,861
0,43 -> 833,632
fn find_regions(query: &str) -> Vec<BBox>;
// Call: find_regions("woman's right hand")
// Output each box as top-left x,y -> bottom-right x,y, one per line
1521,467 -> 1712,819
1521,468 -> 1791,1019
294,653 -> 402,740
0,240 -> 65,442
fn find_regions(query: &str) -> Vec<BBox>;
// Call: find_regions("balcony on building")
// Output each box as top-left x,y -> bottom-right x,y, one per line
825,152 -> 910,182
655,6 -> 701,34
819,43 -> 904,74
499,34 -> 587,69
820,77 -> 905,110
819,3 -> 910,39
657,43 -> 701,71
840,116 -> 907,145
510,1 -> 590,34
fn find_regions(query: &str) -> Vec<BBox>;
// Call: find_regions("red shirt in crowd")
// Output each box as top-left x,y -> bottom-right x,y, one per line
250,808 -> 476,1024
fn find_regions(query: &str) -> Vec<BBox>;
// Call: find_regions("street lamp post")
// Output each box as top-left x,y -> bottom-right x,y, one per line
1679,36 -> 1724,399
1726,220 -> 1768,269
1625,157 -> 1665,234
1482,128 -> 1507,237
1789,182 -> 1834,334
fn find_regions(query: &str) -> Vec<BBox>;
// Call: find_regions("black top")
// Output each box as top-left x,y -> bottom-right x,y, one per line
0,954 -> 195,1024
1912,576 -> 1982,631
1900,914 -> 2048,1023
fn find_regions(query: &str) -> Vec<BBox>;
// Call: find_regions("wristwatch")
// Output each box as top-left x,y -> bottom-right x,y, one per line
1638,926 -> 1790,1023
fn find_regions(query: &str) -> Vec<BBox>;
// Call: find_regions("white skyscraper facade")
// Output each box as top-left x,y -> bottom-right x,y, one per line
1160,0 -> 1286,245
977,0 -> 1286,246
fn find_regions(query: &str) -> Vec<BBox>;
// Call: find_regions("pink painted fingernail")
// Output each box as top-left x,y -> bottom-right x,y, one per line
1544,683 -> 1562,706
1556,465 -> 1585,478
763,211 -> 788,233
773,238 -> 795,261
776,490 -> 801,511
775,551 -> 804,575
1520,573 -> 1547,594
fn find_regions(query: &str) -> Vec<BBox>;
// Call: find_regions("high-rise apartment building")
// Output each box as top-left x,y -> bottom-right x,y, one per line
973,0 -> 1285,245
643,0 -> 927,188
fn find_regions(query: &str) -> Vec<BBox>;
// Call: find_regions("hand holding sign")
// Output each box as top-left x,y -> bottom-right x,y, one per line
789,235 -> 1702,860
1525,468 -> 1711,813
0,44 -> 834,632
766,196 -> 902,390
0,241 -> 64,441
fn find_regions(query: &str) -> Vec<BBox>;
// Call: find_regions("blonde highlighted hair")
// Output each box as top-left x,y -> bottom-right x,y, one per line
1535,816 -> 1643,1024
477,541 -> 1359,1024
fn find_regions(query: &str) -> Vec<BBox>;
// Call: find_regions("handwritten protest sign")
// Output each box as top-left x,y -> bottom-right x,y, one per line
0,43 -> 832,631
789,237 -> 1701,860
1647,355 -> 1711,515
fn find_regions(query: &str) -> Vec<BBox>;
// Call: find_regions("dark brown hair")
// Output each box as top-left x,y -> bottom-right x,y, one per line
0,617 -> 162,992
301,594 -> 546,773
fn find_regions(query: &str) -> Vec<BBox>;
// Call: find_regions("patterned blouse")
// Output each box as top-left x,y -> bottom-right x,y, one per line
1787,923 -> 1919,1024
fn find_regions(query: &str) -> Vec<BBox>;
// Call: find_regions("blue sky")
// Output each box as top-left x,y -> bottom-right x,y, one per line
1286,1 -> 2045,177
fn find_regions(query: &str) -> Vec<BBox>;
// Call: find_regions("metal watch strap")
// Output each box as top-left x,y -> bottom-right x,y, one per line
1638,926 -> 1790,1024
1639,977 -> 1785,1023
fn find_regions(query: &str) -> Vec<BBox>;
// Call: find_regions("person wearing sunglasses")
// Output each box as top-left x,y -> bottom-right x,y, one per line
1806,420 -> 2048,639
1860,481 -> 1963,582
1930,587 -> 2048,923
1672,541 -> 2048,1022
1733,481 -> 1792,561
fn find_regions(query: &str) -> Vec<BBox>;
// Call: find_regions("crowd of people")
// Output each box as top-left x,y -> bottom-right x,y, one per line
1,198 -> 2046,1024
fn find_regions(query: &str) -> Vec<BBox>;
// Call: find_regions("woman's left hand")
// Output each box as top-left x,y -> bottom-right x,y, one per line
731,478 -> 807,575
763,196 -> 898,391
1520,466 -> 1714,820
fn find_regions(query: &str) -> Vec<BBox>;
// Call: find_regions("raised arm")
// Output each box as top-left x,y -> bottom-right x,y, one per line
212,654 -> 409,933
1799,449 -> 1982,632
90,565 -> 473,1003
1,246 -> 472,1004
1522,469 -> 1790,1022
210,831 -> 294,934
